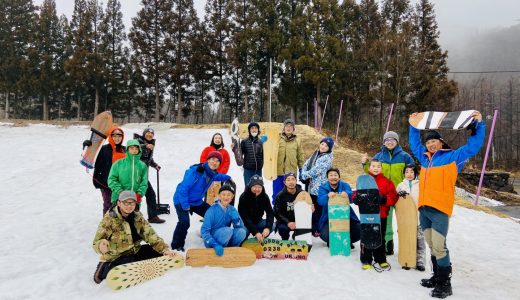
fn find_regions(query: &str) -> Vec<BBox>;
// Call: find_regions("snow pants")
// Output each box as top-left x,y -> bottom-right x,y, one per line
419,206 -> 450,267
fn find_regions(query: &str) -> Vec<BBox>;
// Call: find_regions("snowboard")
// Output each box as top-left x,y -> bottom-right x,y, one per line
293,191 -> 313,249
185,247 -> 256,268
106,254 -> 185,291
262,126 -> 279,180
395,194 -> 418,269
230,118 -> 243,166
205,181 -> 221,206
242,238 -> 309,260
409,110 -> 476,130
328,193 -> 350,256
356,175 -> 382,250
80,111 -> 113,169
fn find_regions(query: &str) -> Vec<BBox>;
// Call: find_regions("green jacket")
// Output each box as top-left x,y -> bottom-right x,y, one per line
108,139 -> 148,203
92,207 -> 169,262
363,145 -> 415,187
277,133 -> 305,176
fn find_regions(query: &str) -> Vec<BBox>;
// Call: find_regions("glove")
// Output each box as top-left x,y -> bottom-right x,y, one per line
82,140 -> 92,149
229,209 -> 241,224
213,244 -> 224,256
260,135 -> 268,143
155,165 -> 161,171
136,194 -> 143,204
397,190 -> 408,198
467,122 -> 477,136
379,195 -> 387,205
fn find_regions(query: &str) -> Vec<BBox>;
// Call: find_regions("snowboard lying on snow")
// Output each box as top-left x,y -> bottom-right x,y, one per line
185,247 -> 256,268
242,238 -> 309,260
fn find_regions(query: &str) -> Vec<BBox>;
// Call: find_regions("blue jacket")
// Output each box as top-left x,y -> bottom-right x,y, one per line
201,201 -> 244,247
173,163 -> 231,210
301,152 -> 333,196
317,180 -> 359,231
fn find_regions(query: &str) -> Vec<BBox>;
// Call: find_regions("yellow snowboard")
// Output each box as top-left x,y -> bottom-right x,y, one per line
205,181 -> 221,205
185,247 -> 256,268
395,194 -> 418,268
262,127 -> 279,180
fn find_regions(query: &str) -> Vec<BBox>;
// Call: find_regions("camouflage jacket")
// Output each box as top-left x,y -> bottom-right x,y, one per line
92,207 -> 169,261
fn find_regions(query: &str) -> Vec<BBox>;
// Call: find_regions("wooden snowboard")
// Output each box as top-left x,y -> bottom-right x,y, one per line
328,194 -> 350,256
395,194 -> 418,269
294,191 -> 313,248
106,254 -> 185,291
262,126 -> 279,180
356,175 -> 382,250
205,181 -> 221,205
80,111 -> 113,169
242,238 -> 309,260
409,110 -> 476,130
185,247 -> 256,268
230,118 -> 243,166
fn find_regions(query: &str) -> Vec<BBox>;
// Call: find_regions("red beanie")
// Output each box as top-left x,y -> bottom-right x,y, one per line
207,151 -> 223,163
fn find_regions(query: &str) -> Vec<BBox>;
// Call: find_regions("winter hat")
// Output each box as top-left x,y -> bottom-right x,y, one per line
383,131 -> 399,143
207,151 -> 223,163
248,175 -> 264,188
283,118 -> 295,127
118,190 -> 137,201
326,167 -> 341,178
219,184 -> 235,195
142,128 -> 154,136
284,172 -> 297,180
320,137 -> 334,152
248,122 -> 260,133
422,130 -> 442,144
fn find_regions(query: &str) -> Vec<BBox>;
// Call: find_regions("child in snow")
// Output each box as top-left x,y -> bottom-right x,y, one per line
238,175 -> 274,243
92,191 -> 176,284
395,164 -> 426,271
317,168 -> 361,248
353,159 -> 398,271
409,111 -> 485,298
201,184 -> 246,256
273,172 -> 305,240
300,137 -> 334,235
171,151 -> 232,251
92,127 -> 126,214
134,128 -> 165,224
108,139 -> 148,206
361,131 -> 414,255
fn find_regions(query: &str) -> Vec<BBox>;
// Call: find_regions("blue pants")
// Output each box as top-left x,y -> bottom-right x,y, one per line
272,176 -> 285,203
171,203 -> 210,249
244,219 -> 274,238
419,206 -> 450,267
203,227 -> 247,247
244,168 -> 262,187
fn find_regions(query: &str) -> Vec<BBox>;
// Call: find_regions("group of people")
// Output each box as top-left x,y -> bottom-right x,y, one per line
89,113 -> 486,299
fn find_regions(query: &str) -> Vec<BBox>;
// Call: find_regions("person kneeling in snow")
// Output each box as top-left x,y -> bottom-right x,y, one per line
201,184 -> 246,256
92,191 -> 176,284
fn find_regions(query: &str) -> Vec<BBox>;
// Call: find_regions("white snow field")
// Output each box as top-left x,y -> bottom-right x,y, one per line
0,123 -> 518,300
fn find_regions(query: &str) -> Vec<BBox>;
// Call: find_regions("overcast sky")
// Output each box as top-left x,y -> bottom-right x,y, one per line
34,0 -> 520,70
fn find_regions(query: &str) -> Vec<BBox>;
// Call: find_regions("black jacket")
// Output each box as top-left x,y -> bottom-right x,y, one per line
240,136 -> 263,171
134,133 -> 158,168
238,189 -> 274,235
93,144 -> 126,189
273,185 -> 303,225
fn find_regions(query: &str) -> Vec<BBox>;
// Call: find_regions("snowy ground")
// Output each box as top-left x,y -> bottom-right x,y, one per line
1,124 -> 519,300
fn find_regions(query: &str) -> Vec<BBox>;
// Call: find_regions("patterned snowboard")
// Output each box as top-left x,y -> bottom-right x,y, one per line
230,118 -> 243,166
262,126 -> 279,180
409,110 -> 476,130
356,175 -> 382,250
242,238 -> 309,260
395,194 -> 418,268
185,247 -> 256,268
294,191 -> 313,248
328,194 -> 350,256
205,181 -> 221,206
80,111 -> 113,169
106,254 -> 185,291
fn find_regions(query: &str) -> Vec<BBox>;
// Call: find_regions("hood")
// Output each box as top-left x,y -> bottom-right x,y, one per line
108,127 -> 125,148
125,139 -> 142,159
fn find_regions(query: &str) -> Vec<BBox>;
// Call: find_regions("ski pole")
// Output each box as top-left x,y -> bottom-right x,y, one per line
156,168 -> 161,205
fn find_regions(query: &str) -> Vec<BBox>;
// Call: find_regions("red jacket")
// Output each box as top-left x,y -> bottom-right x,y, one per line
371,172 -> 398,218
200,146 -> 230,174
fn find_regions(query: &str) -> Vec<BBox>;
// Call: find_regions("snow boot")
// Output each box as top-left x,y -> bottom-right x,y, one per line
431,265 -> 453,298
386,240 -> 394,255
421,256 -> 438,288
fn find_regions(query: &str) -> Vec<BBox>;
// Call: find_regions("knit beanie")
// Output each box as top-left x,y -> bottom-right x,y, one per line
248,175 -> 264,189
219,184 -> 235,195
207,151 -> 223,163
320,137 -> 334,152
383,131 -> 399,143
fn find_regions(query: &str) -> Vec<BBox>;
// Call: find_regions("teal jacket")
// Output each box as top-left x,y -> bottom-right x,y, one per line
108,139 -> 148,203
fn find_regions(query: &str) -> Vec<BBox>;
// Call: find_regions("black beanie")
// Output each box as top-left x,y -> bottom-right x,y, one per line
422,130 -> 442,144
248,175 -> 264,189
219,184 -> 235,195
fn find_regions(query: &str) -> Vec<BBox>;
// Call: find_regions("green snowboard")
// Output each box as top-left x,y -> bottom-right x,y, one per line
328,194 -> 350,256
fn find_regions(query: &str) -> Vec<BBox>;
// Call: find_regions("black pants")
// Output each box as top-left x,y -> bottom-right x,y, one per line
311,194 -> 322,234
319,218 -> 361,245
100,244 -> 162,280
360,217 -> 387,265
146,181 -> 158,219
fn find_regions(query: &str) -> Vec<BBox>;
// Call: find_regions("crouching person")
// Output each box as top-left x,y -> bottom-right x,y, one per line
201,184 -> 246,256
92,191 -> 176,284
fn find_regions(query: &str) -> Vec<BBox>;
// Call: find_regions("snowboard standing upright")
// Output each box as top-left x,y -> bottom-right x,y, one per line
356,175 -> 382,249
80,111 -> 113,169
395,194 -> 418,269
328,193 -> 350,256
293,191 -> 313,249
230,118 -> 243,166
262,126 -> 279,180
